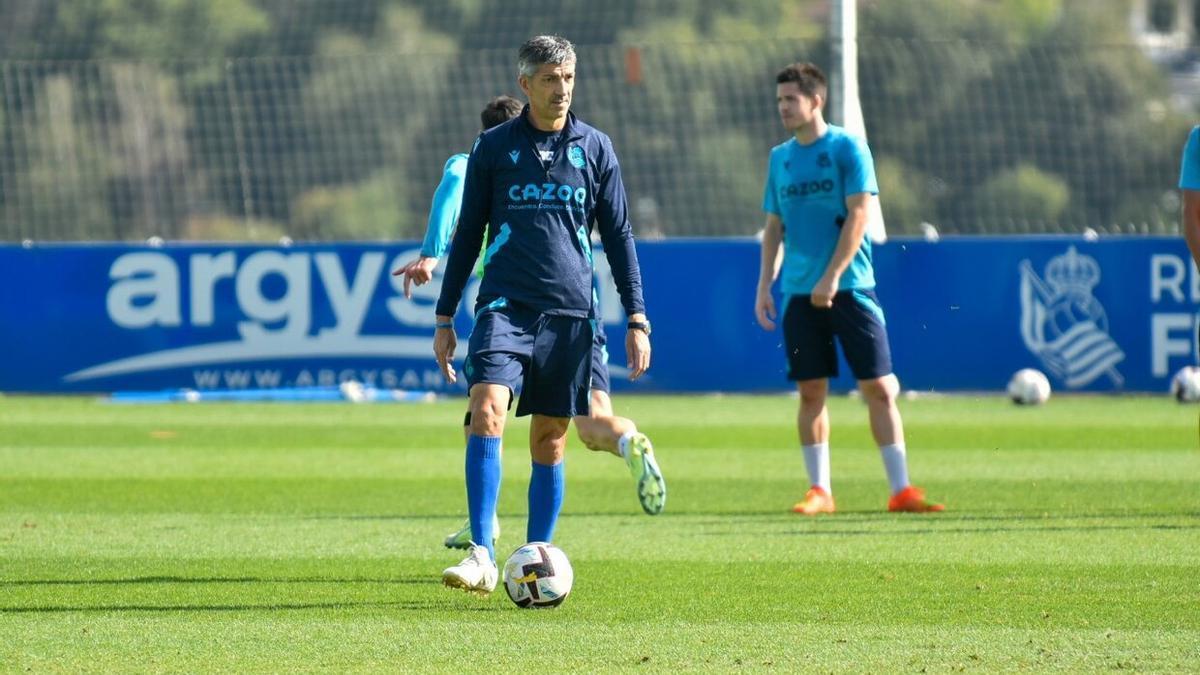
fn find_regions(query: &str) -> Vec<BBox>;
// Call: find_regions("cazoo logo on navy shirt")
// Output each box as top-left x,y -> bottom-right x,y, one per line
506,182 -> 588,211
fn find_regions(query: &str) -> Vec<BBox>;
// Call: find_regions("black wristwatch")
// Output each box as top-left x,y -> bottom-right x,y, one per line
627,320 -> 651,336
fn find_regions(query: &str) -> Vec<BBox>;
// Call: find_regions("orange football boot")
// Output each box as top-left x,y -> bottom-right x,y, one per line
887,485 -> 945,513
792,486 -> 836,515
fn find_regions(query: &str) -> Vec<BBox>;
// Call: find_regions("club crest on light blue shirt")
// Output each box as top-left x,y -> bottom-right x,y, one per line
568,145 -> 586,169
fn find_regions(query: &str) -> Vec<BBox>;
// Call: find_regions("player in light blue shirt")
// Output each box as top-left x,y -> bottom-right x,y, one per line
392,97 -> 522,293
1179,126 -> 1200,192
755,62 -> 942,516
761,119 -> 878,296
1179,126 -> 1200,344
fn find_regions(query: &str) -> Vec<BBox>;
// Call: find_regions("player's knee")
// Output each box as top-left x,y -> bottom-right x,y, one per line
533,416 -> 570,439
859,375 -> 899,406
798,381 -> 827,407
531,418 -> 569,463
469,392 -> 509,435
573,390 -> 616,451
572,416 -> 612,452
572,417 -> 600,450
471,410 -> 504,436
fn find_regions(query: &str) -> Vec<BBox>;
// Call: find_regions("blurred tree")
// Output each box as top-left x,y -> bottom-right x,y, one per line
860,0 -> 1190,234
605,3 -> 824,235
971,163 -> 1070,229
0,0 -> 1193,240
0,0 -> 270,62
874,157 -> 931,235
182,214 -> 286,241
4,73 -> 116,240
291,169 -> 406,240
0,3 -> 55,59
0,0 -> 273,239
251,0 -> 385,56
288,5 -> 458,238
104,62 -> 194,238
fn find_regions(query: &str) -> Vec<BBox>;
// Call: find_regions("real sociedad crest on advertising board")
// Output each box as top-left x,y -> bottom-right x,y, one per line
1018,246 -> 1124,388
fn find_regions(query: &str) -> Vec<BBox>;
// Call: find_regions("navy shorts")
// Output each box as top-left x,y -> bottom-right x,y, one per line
590,322 -> 610,394
782,289 -> 893,381
465,303 -> 593,418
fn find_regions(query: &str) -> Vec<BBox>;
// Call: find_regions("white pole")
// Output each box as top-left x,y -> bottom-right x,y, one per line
830,0 -> 864,136
831,0 -> 887,243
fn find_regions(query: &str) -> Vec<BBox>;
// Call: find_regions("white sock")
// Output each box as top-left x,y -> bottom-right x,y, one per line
617,430 -> 638,460
801,442 -> 831,493
879,443 -> 910,494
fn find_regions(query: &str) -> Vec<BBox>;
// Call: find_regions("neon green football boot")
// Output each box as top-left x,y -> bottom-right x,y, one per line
626,433 -> 666,515
443,514 -> 500,550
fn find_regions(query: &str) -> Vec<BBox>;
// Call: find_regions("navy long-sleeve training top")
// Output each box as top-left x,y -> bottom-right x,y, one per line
435,107 -> 645,320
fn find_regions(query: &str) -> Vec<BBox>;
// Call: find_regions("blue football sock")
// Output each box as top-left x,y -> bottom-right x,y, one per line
526,460 -> 564,544
465,435 -> 502,561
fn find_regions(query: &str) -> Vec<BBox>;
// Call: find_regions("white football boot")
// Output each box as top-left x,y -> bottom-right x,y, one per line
441,543 -> 498,595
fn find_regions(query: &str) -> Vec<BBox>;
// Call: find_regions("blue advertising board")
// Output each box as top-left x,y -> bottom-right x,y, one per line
0,237 -> 1196,394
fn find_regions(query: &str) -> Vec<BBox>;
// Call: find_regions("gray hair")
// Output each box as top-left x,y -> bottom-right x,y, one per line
518,35 -> 576,78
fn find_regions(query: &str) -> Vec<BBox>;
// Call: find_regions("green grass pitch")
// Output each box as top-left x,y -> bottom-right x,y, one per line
0,393 -> 1197,671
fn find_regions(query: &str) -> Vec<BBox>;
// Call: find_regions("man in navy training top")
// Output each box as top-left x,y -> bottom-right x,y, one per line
394,96 -> 666,554
434,35 -> 659,595
755,62 -> 943,516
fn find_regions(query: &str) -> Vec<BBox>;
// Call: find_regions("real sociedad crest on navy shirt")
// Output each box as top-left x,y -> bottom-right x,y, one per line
568,145 -> 586,169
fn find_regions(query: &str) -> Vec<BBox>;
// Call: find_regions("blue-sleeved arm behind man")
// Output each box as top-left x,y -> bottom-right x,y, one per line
419,154 -> 468,258
593,138 -> 645,317
436,139 -> 490,317
1180,126 -> 1200,190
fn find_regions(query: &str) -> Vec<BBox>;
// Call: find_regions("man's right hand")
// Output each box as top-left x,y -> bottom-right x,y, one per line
392,256 -> 440,299
432,318 -> 457,384
755,286 -> 777,331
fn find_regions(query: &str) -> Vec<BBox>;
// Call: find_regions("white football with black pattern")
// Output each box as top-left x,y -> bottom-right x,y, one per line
1170,366 -> 1200,403
1008,368 -> 1051,406
503,542 -> 573,609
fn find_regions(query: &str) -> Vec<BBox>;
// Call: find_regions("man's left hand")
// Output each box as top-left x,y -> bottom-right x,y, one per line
433,323 -> 458,384
811,275 -> 837,309
626,328 -> 651,381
